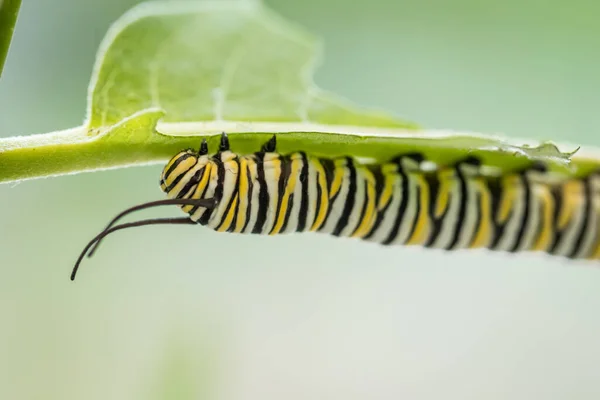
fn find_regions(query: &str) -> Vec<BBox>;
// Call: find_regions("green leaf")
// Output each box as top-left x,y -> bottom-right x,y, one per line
0,0 -> 21,78
87,1 -> 415,130
0,0 -> 598,185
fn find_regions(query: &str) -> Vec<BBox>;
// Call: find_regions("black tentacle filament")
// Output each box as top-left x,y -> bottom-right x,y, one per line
70,197 -> 217,281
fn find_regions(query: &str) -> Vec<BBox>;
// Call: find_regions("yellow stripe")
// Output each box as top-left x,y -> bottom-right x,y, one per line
329,158 -> 346,199
214,157 -> 239,232
377,164 -> 396,210
233,157 -> 250,233
497,175 -> 519,224
590,234 -> 600,259
271,156 -> 301,235
170,167 -> 201,202
164,156 -> 197,190
588,191 -> 600,259
217,194 -> 238,232
351,168 -> 377,238
182,163 -> 212,213
163,152 -> 187,177
470,178 -> 492,249
406,174 -> 430,245
189,164 -> 219,221
310,159 -> 330,231
435,169 -> 454,218
557,180 -> 582,230
532,184 -> 554,251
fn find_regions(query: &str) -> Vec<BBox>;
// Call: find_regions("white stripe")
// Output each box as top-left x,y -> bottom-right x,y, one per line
319,164 -> 350,234
576,178 -> 598,258
244,160 -> 260,233
495,179 -> 526,252
554,187 -> 587,257
282,155 -> 304,234
430,175 -> 461,249
207,153 -> 238,229
518,178 -> 543,252
261,154 -> 280,234
456,175 -> 479,249
391,173 -> 418,245
304,161 -> 319,231
366,167 -> 402,244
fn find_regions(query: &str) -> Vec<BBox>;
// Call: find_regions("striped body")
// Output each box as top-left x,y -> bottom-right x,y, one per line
160,146 -> 600,260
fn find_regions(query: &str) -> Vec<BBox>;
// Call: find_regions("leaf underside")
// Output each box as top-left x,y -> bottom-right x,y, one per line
0,0 -> 598,185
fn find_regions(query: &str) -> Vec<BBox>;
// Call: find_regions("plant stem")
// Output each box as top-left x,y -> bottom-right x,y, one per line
0,124 -> 184,184
0,0 -> 21,78
2,118 -> 600,185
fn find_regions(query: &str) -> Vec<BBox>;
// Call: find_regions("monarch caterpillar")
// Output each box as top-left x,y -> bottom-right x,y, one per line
70,132 -> 600,280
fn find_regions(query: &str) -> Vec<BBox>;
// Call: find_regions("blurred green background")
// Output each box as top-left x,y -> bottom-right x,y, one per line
1,0 -> 599,399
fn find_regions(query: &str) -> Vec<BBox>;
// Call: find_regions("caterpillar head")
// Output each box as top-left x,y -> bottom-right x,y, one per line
159,148 -> 211,198
70,134 -> 236,281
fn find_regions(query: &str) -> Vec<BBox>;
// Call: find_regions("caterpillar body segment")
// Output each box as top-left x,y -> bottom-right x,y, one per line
160,133 -> 600,261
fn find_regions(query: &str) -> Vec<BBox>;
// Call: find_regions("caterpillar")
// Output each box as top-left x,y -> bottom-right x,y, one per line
70,132 -> 600,280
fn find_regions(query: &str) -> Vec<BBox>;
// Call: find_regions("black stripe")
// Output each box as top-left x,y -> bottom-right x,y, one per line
509,174 -> 530,252
313,171 -> 323,230
383,163 -> 409,245
165,155 -> 197,193
296,153 -> 310,232
584,172 -> 600,258
549,185 -> 565,254
568,177 -> 592,258
252,153 -> 269,234
487,177 -> 506,249
332,157 -> 356,237
281,155 -> 303,232
199,157 -> 225,225
242,159 -> 254,233
164,153 -> 193,182
320,158 -> 335,193
229,160 -> 242,232
424,172 -> 445,247
446,166 -> 468,250
188,166 -> 212,220
364,165 -> 388,240
175,167 -> 203,199
270,155 -> 290,234
281,193 -> 295,233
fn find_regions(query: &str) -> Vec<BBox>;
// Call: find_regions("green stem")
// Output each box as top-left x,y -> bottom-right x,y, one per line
0,0 -> 21,78
1,116 -> 599,185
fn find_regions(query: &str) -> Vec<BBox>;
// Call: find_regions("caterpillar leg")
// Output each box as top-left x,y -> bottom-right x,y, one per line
389,152 -> 425,167
198,138 -> 208,156
261,134 -> 277,153
219,132 -> 230,152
